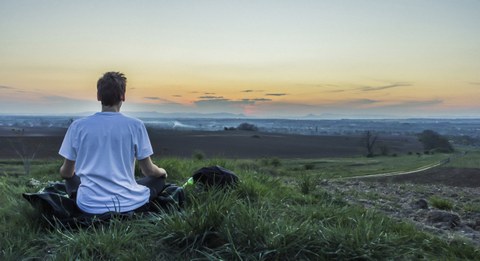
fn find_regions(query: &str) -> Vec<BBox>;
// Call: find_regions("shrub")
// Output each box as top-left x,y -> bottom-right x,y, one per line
270,158 -> 281,167
260,157 -> 282,167
304,163 -> 315,170
430,196 -> 453,210
237,123 -> 258,131
193,150 -> 205,160
299,174 -> 316,195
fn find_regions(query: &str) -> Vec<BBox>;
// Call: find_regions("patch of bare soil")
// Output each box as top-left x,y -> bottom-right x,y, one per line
321,170 -> 480,247
0,128 -> 424,159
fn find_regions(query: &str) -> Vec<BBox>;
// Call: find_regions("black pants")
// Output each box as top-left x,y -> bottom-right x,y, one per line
65,175 -> 166,200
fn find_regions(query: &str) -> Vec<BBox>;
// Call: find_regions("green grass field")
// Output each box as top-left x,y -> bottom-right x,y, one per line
1,152 -> 479,260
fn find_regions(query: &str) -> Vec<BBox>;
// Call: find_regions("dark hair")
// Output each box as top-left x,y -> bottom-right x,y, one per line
97,72 -> 127,106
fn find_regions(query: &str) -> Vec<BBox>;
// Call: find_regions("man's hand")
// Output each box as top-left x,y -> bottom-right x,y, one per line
60,159 -> 75,179
138,157 -> 167,178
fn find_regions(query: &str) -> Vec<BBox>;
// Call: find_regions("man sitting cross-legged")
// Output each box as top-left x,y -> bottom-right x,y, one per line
59,71 -> 167,214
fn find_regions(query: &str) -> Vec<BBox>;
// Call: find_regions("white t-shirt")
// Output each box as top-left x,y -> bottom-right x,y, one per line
59,112 -> 152,214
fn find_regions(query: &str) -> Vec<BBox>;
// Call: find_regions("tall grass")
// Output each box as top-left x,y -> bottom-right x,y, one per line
1,157 -> 479,260
430,196 -> 454,210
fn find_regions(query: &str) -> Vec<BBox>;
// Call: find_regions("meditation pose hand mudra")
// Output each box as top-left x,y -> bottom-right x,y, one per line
59,72 -> 167,214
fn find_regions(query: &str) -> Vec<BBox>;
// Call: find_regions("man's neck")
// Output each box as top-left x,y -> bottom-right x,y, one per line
101,104 -> 121,112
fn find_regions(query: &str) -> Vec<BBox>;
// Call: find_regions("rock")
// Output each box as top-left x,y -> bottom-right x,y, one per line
474,220 -> 480,231
27,178 -> 41,187
412,198 -> 429,209
318,180 -> 480,246
427,210 -> 461,228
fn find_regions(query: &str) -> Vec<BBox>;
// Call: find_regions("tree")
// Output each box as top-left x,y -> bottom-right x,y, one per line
364,131 -> 378,157
418,130 -> 454,153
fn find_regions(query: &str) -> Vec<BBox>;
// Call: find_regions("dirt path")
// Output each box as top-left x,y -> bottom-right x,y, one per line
341,158 -> 451,180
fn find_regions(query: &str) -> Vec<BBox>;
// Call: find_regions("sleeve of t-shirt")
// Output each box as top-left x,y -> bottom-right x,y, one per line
59,123 -> 77,161
135,122 -> 154,160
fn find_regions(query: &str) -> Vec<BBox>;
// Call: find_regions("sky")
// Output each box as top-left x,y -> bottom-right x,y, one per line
1,0 -> 479,118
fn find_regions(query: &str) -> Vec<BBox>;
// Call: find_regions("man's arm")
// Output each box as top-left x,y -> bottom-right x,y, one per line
138,157 -> 167,178
60,159 -> 75,179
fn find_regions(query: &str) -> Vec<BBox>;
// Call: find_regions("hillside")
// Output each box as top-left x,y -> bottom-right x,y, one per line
1,152 -> 479,259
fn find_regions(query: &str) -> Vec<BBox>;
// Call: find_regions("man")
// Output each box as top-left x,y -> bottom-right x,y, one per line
59,71 -> 167,214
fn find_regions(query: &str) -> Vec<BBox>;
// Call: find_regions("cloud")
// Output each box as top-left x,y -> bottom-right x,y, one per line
241,98 -> 272,103
204,92 -> 215,95
241,89 -> 264,93
296,83 -> 339,88
382,99 -> 443,108
359,82 -> 412,92
324,89 -> 346,93
195,98 -> 251,106
266,93 -> 288,96
344,99 -> 380,106
328,98 -> 441,110
42,95 -> 87,103
199,95 -> 224,99
468,82 -> 480,86
143,96 -> 177,103
144,97 -> 161,100
0,85 -> 15,89
173,94 -> 182,97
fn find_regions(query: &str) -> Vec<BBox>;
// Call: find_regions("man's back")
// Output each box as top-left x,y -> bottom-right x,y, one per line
59,112 -> 152,214
59,71 -> 167,215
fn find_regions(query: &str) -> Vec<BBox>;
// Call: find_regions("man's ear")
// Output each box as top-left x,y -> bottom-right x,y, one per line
121,94 -> 125,101
97,93 -> 101,101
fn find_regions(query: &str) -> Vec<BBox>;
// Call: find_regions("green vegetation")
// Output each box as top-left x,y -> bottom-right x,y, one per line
1,154 -> 479,260
192,150 -> 206,161
276,153 -> 450,179
445,150 -> 480,169
418,130 -> 454,153
463,203 -> 480,213
430,196 -> 454,210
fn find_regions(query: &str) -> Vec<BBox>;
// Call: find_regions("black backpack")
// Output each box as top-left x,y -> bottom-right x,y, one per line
192,165 -> 239,188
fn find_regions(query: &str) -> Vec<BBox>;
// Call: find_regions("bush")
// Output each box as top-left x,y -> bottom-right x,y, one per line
270,158 -> 281,167
304,163 -> 315,170
237,123 -> 258,131
430,196 -> 453,210
299,174 -> 316,195
193,150 -> 205,160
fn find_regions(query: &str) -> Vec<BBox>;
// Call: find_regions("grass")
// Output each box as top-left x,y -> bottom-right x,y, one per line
266,153 -> 450,179
463,203 -> 480,213
445,149 -> 480,169
1,154 -> 479,260
430,196 -> 454,210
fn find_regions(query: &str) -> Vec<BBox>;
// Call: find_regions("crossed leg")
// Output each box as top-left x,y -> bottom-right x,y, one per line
64,175 -> 165,200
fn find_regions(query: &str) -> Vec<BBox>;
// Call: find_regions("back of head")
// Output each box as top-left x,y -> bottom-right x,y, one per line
97,72 -> 127,106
